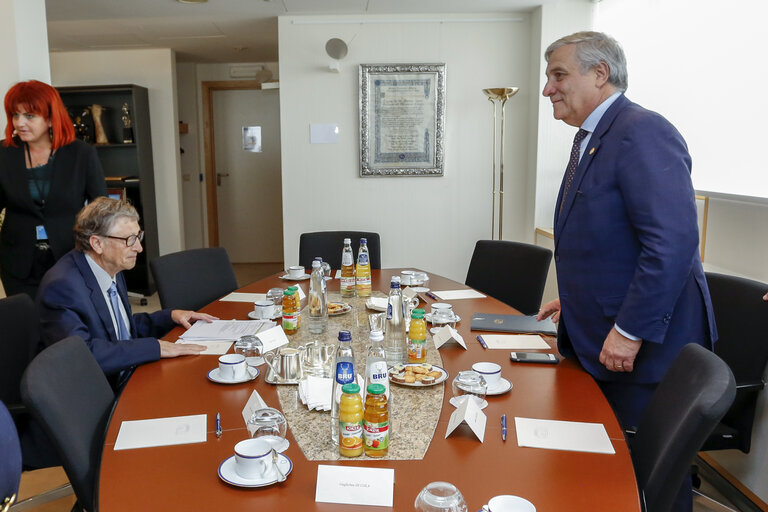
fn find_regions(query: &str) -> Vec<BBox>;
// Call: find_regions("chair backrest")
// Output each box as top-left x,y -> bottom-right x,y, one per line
298,231 -> 381,270
20,336 -> 115,511
465,240 -> 552,315
633,344 -> 735,512
0,401 -> 22,507
0,294 -> 39,409
150,247 -> 239,311
702,272 -> 768,453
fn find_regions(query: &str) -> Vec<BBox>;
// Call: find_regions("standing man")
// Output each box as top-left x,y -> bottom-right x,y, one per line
37,197 -> 214,381
536,32 -> 716,432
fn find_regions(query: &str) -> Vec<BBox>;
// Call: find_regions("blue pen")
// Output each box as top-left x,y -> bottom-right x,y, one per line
476,335 -> 488,349
425,291 -> 439,301
216,412 -> 222,438
501,414 -> 507,441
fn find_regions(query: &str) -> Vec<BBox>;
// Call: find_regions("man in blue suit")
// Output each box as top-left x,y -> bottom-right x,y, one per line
536,32 -> 716,432
37,197 -> 213,380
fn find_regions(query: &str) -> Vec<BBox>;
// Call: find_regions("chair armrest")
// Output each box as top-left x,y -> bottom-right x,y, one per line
735,380 -> 765,393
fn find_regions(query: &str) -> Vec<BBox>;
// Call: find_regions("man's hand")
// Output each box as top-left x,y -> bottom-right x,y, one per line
158,340 -> 206,358
171,310 -> 219,329
537,298 -> 561,323
599,327 -> 642,372
763,292 -> 767,301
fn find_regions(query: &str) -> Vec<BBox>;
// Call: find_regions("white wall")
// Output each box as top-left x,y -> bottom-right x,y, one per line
278,14 -> 532,282
50,49 -> 184,255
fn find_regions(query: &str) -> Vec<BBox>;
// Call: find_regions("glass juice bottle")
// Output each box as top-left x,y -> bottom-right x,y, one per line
282,290 -> 298,335
355,238 -> 372,297
338,383 -> 363,457
408,308 -> 427,364
363,383 -> 389,457
340,238 -> 355,298
287,285 -> 301,328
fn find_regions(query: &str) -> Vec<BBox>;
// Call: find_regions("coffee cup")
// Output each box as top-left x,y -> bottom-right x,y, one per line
400,270 -> 415,285
488,495 -> 536,512
287,266 -> 305,278
253,300 -> 275,319
233,438 -> 276,480
219,353 -> 247,381
264,347 -> 303,382
472,362 -> 502,388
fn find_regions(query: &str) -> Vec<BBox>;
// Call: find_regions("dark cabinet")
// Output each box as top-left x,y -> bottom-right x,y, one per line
56,84 -> 158,296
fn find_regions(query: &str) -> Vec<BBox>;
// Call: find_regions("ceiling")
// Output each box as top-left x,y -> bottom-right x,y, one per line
45,0 -> 552,63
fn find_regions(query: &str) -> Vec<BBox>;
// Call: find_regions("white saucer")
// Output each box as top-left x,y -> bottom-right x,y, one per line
411,287 -> 430,293
485,377 -> 513,395
207,366 -> 259,384
279,274 -> 310,281
424,312 -> 461,323
449,396 -> 488,410
247,310 -> 282,321
257,435 -> 290,453
218,453 -> 293,488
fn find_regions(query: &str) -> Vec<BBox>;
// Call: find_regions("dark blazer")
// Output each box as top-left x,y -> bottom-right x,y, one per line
553,94 -> 716,384
37,250 -> 173,376
0,139 -> 106,279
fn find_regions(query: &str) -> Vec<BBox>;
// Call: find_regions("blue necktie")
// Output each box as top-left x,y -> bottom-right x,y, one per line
559,128 -> 589,212
108,282 -> 130,340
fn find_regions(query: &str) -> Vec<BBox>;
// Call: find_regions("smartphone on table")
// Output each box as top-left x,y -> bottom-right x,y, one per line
509,352 -> 559,364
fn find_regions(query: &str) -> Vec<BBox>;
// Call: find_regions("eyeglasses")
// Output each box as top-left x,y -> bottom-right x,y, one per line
103,230 -> 144,247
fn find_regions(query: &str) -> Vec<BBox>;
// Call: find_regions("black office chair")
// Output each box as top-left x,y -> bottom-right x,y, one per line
21,336 -> 115,512
0,400 -> 22,511
150,247 -> 239,311
0,294 -> 37,419
465,240 -> 553,315
632,344 -> 735,512
298,231 -> 381,270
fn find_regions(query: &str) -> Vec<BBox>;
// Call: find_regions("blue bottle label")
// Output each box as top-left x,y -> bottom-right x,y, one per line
387,302 -> 392,319
358,254 -> 369,265
336,361 -> 355,384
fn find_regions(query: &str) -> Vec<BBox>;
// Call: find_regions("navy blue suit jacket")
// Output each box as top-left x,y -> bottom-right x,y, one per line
37,250 -> 173,376
554,94 -> 716,384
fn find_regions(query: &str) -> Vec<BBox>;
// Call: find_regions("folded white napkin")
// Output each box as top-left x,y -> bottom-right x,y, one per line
298,374 -> 365,412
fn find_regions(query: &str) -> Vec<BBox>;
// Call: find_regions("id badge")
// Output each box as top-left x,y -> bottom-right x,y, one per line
36,225 -> 48,240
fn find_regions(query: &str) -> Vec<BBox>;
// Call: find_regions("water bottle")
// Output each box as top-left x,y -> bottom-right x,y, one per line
330,330 -> 356,444
355,238 -> 372,297
340,238 -> 355,298
364,330 -> 390,402
383,276 -> 407,366
308,260 -> 328,334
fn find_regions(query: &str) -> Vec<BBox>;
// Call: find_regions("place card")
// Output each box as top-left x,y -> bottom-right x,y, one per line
294,284 -> 306,301
445,394 -> 486,442
114,414 -> 206,450
434,289 -> 487,300
219,292 -> 267,302
482,334 -> 551,350
315,465 -> 394,507
402,287 -> 418,302
256,325 -> 290,353
515,417 -> 615,454
242,390 -> 270,434
433,326 -> 467,350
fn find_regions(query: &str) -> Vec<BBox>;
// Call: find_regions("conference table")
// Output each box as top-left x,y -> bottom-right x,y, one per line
98,269 -> 641,511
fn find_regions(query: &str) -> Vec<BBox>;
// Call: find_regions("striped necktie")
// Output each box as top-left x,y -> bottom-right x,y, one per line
108,282 -> 130,340
559,128 -> 589,212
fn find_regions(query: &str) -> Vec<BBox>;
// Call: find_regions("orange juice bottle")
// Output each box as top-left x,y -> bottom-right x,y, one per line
288,285 -> 301,329
407,308 -> 427,363
363,384 -> 389,457
338,383 -> 363,457
282,290 -> 298,335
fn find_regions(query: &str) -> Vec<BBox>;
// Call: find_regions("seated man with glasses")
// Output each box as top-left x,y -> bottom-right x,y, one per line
36,197 -> 214,382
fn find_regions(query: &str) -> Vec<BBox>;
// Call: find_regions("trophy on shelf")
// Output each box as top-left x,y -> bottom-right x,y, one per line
91,104 -> 109,145
121,102 -> 134,144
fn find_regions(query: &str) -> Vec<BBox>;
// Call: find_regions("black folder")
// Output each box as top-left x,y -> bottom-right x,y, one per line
470,313 -> 557,335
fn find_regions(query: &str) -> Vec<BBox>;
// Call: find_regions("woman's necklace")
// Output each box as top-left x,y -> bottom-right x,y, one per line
25,142 -> 53,168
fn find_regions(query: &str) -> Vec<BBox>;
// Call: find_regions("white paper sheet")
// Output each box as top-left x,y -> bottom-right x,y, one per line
315,465 -> 395,507
178,320 -> 268,341
218,292 -> 267,303
481,334 -> 551,350
114,414 -> 207,450
434,289 -> 487,300
515,417 -> 615,454
174,339 -> 234,355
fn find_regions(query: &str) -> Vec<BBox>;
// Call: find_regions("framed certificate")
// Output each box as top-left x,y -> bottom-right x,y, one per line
359,63 -> 446,177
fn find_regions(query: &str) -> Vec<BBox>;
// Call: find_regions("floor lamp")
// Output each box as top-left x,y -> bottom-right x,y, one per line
482,87 -> 519,240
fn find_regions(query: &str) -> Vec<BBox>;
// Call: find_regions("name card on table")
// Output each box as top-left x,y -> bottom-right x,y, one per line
433,326 -> 467,350
242,390 -> 270,434
256,325 -> 290,353
315,465 -> 394,507
402,287 -> 418,302
445,395 -> 486,442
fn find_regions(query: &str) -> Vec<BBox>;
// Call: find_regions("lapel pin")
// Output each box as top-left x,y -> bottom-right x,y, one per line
589,147 -> 595,155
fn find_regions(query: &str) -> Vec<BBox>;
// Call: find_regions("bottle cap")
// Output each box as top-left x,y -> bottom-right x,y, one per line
314,257 -> 323,261
283,290 -> 294,296
312,260 -> 321,268
344,238 -> 351,244
288,286 -> 297,291
369,330 -> 384,342
411,308 -> 425,319
367,383 -> 386,395
338,330 -> 352,342
360,238 -> 367,244
342,383 -> 360,394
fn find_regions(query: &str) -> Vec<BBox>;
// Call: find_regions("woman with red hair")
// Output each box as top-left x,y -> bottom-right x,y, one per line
0,80 -> 106,299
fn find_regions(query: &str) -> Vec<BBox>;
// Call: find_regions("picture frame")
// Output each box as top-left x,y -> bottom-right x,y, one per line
359,63 -> 446,177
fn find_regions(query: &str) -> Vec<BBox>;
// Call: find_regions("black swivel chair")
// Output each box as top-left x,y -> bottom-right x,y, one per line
632,344 -> 735,512
150,247 -> 239,311
691,272 -> 768,510
1,400 -> 22,511
0,294 -> 37,420
20,336 -> 115,512
465,240 -> 553,315
298,231 -> 381,270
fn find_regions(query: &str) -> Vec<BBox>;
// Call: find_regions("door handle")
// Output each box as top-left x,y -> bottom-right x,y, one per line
216,172 -> 230,186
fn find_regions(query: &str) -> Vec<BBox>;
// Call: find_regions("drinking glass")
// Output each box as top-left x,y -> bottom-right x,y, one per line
414,481 -> 468,512
247,407 -> 288,451
234,335 -> 264,365
432,304 -> 456,329
451,370 -> 487,407
368,312 -> 386,332
266,287 -> 284,317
